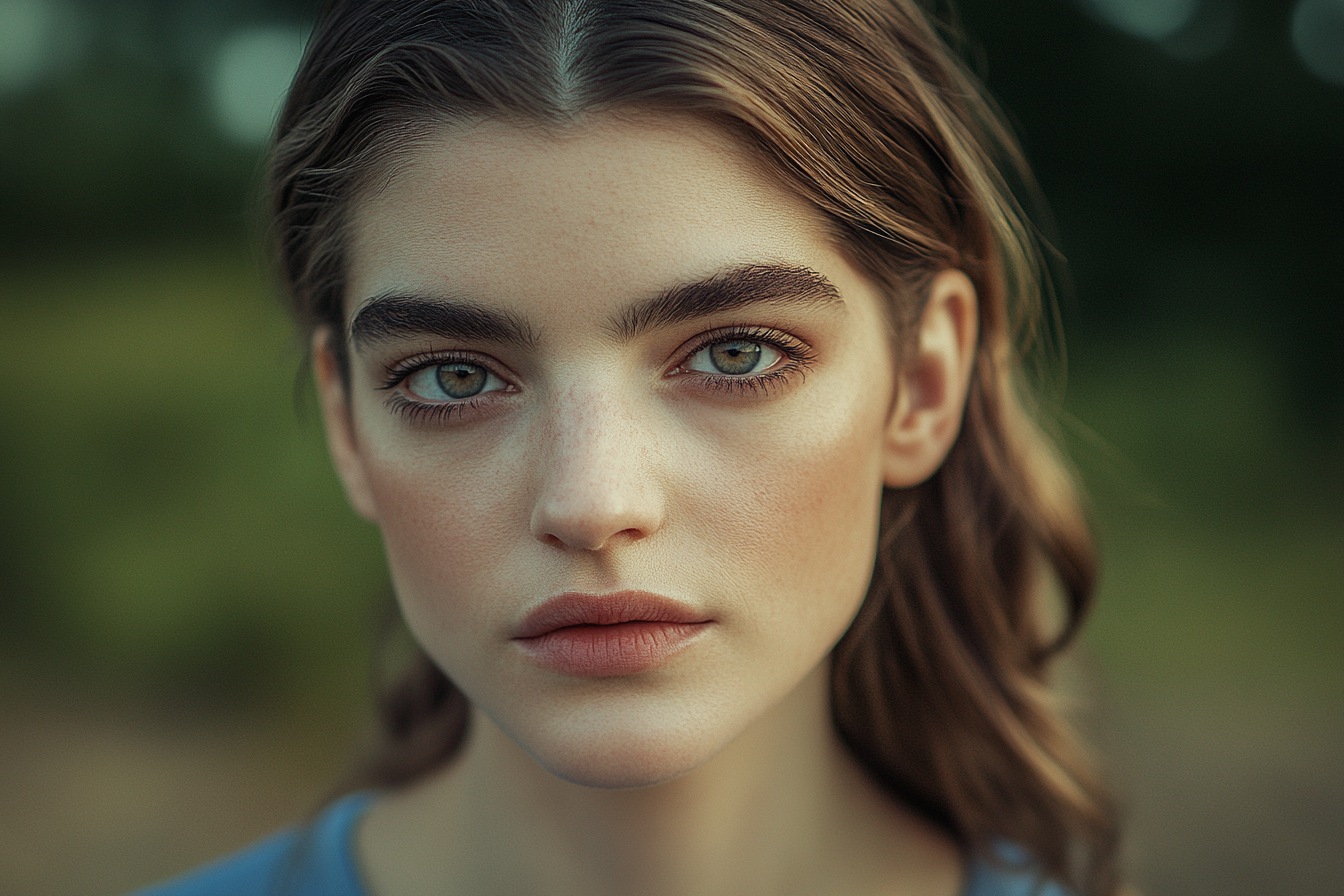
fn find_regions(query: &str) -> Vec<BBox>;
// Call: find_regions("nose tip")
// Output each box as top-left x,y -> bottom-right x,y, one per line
528,396 -> 663,552
529,462 -> 662,551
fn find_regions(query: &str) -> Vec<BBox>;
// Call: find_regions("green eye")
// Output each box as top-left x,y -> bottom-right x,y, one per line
688,340 -> 782,376
405,361 -> 502,401
710,341 -> 762,374
436,362 -> 487,398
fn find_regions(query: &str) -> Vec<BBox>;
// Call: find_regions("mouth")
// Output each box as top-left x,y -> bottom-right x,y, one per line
511,591 -> 713,677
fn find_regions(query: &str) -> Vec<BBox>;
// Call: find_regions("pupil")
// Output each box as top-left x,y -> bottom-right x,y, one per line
436,363 -> 487,398
710,341 -> 762,375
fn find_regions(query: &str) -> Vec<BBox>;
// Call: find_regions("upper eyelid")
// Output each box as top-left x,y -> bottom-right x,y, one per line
674,326 -> 812,365
376,325 -> 811,387
378,349 -> 512,390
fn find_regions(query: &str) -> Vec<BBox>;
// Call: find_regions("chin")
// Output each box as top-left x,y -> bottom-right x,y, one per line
534,747 -> 714,791
505,697 -> 739,790
535,741 -> 708,790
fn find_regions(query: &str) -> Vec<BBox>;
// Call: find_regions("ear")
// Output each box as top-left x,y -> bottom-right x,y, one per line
313,327 -> 380,521
882,269 -> 979,488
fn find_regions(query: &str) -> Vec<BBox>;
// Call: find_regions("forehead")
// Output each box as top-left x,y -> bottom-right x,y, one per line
344,115 -> 841,320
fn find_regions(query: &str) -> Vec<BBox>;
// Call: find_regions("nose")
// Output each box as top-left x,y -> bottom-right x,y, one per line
529,387 -> 665,551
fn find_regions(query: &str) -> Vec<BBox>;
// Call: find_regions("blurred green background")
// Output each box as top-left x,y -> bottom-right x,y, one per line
0,0 -> 1340,894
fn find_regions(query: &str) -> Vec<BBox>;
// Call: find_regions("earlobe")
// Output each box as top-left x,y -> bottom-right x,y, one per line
881,269 -> 979,488
313,328 -> 380,522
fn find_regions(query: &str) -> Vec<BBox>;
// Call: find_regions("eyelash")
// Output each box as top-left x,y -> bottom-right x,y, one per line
672,325 -> 816,396
376,326 -> 815,423
377,351 -> 511,425
381,393 -> 492,425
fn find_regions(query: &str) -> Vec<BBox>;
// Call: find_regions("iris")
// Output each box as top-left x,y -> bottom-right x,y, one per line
709,341 -> 763,375
436,362 -> 488,398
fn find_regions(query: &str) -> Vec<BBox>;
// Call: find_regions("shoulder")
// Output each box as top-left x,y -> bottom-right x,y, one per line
962,843 -> 1073,896
127,792 -> 375,896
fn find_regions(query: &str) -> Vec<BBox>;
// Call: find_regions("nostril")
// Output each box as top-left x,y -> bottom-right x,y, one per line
527,433 -> 665,551
535,524 -> 649,553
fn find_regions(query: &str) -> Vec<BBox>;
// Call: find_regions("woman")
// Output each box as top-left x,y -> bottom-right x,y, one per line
138,0 -> 1120,893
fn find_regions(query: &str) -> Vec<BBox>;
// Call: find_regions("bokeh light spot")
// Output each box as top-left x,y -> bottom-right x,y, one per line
1079,0 -> 1201,41
1292,0 -> 1344,85
0,0 -> 59,94
209,25 -> 306,144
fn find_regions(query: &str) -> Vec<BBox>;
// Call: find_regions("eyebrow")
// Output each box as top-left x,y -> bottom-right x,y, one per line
348,263 -> 843,352
610,263 -> 843,341
350,293 -> 540,352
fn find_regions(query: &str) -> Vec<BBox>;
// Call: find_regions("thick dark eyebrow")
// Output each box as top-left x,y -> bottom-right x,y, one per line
610,263 -> 843,341
349,293 -> 539,352
349,263 -> 840,352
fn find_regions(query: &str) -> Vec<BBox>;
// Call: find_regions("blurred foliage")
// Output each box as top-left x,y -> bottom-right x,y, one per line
0,0 -> 313,246
0,243 -> 388,702
953,0 -> 1342,441
1065,336 -> 1344,698
0,0 -> 1340,708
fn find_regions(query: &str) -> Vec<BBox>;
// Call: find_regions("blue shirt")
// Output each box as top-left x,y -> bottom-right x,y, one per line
131,792 -> 1068,896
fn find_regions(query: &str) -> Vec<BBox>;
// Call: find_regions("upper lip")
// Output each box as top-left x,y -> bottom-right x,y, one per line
512,590 -> 711,639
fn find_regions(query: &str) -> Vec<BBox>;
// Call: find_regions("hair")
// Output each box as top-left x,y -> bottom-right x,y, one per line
269,1 -> 1120,892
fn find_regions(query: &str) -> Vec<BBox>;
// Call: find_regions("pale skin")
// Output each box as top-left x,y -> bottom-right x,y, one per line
315,114 -> 979,896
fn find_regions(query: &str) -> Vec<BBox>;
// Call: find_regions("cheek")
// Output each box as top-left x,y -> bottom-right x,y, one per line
357,427 -> 526,636
684,386 -> 890,637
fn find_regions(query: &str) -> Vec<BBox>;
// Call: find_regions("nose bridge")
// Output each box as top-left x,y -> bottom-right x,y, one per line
530,380 -> 662,551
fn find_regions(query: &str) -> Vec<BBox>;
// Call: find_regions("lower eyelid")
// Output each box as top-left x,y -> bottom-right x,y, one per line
385,393 -> 485,424
697,367 -> 799,397
383,388 -> 517,426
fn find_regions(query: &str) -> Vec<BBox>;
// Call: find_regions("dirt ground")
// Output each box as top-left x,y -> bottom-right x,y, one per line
0,674 -> 1340,896
1101,689 -> 1344,895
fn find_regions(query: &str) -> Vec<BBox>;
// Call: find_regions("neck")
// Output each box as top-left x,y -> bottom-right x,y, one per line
358,665 -> 962,896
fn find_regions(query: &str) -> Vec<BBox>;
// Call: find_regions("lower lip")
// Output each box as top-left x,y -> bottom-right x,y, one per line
515,621 -> 710,677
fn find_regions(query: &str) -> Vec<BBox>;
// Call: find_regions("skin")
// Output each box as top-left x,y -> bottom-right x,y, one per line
316,114 -> 978,896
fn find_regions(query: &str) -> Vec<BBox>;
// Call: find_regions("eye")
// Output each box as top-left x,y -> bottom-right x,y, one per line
685,339 -> 783,376
404,361 -> 508,401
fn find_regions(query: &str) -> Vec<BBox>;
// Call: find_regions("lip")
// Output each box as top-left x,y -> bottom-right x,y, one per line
512,591 -> 713,677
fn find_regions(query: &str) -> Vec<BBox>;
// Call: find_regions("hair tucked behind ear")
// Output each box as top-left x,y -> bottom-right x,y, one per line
273,1 -> 1120,892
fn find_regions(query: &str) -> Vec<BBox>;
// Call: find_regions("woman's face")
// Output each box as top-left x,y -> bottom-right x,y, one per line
327,115 -> 906,788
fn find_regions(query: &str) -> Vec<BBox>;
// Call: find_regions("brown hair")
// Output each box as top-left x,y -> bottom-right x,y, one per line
270,0 -> 1119,892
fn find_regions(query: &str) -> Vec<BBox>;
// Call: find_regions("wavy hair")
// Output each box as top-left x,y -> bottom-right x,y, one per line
270,1 -> 1120,892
